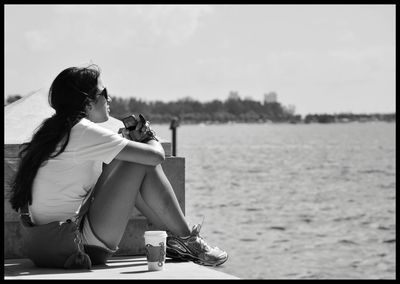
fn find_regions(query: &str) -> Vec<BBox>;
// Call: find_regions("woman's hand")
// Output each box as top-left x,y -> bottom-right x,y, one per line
132,119 -> 151,142
119,120 -> 154,142
118,128 -> 131,140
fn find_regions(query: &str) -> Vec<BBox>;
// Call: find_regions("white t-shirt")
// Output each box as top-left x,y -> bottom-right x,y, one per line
29,118 -> 129,225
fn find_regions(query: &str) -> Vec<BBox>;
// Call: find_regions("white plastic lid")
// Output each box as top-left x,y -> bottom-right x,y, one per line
144,230 -> 167,237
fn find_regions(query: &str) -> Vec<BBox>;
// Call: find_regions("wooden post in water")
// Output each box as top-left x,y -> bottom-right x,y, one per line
169,117 -> 180,156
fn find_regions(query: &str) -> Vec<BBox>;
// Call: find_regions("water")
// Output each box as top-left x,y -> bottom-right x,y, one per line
152,122 -> 396,279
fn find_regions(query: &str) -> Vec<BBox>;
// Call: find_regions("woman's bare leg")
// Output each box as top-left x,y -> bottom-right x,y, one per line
135,192 -> 168,230
87,160 -> 190,249
136,164 -> 190,237
87,160 -> 145,249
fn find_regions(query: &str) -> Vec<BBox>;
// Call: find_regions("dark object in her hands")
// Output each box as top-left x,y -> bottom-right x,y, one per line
138,113 -> 159,143
121,115 -> 138,140
139,113 -> 146,125
122,114 -> 158,143
122,115 -> 139,131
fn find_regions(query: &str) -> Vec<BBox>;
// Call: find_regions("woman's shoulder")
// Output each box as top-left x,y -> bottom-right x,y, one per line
72,118 -> 93,133
75,118 -> 102,130
74,118 -> 119,137
76,117 -> 93,127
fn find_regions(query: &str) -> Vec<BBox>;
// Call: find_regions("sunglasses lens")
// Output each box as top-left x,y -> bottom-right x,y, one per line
99,88 -> 108,100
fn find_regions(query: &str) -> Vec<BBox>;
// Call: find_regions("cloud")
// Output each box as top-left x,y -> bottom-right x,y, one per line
24,30 -> 54,52
338,30 -> 356,43
143,5 -> 214,46
48,5 -> 214,48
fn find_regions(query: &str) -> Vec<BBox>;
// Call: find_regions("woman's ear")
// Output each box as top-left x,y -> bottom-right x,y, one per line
84,103 -> 93,117
85,103 -> 93,111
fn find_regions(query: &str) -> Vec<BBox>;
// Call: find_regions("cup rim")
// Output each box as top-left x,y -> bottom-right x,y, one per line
144,230 -> 167,237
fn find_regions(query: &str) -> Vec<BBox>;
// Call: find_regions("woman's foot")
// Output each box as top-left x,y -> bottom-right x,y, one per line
166,224 -> 228,266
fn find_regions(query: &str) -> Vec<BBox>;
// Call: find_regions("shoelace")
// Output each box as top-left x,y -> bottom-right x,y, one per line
191,223 -> 213,252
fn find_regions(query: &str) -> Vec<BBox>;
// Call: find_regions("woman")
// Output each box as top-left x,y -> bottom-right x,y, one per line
9,64 -> 227,268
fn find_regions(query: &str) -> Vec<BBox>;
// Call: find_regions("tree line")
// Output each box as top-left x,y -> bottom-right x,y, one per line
108,96 -> 301,124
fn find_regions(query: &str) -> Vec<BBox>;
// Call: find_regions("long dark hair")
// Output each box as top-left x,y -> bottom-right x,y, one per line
9,64 -> 101,212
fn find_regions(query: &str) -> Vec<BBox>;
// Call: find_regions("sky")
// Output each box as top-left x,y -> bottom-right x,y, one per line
5,4 -> 395,116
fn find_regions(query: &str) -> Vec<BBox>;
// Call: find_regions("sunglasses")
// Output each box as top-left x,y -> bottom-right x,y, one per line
97,88 -> 109,101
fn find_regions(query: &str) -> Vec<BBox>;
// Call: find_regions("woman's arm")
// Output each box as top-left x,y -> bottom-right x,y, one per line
115,134 -> 165,166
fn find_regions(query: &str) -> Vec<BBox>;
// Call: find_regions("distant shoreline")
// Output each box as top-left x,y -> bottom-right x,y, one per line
116,112 -> 396,125
151,119 -> 396,126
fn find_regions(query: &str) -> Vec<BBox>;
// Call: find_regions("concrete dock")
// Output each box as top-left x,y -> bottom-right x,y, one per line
4,256 -> 239,279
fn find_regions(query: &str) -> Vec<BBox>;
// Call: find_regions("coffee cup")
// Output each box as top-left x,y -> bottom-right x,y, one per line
143,231 -> 167,271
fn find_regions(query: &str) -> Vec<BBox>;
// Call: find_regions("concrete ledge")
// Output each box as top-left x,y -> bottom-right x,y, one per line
4,256 -> 239,279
